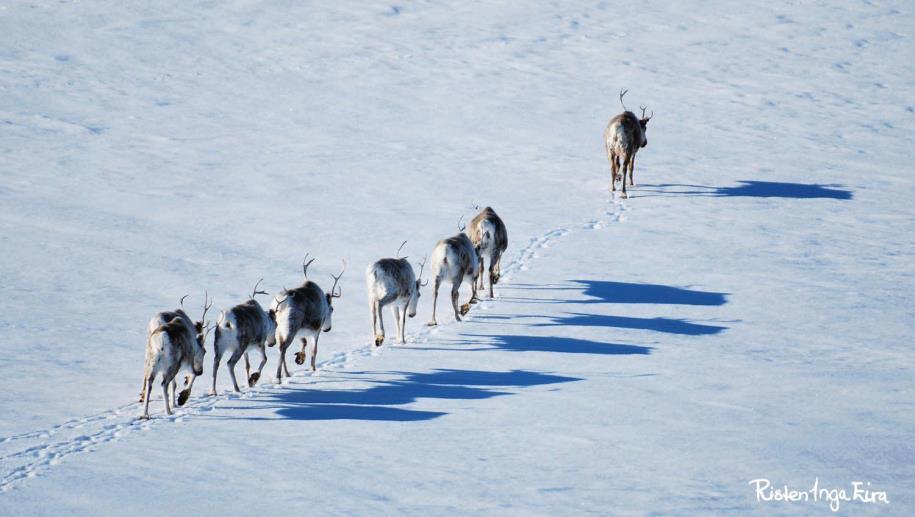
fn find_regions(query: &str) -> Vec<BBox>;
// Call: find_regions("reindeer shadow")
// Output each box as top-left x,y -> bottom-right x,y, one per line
224,368 -> 580,422
428,334 -> 653,355
535,313 -> 726,335
567,280 -> 728,306
640,181 -> 852,200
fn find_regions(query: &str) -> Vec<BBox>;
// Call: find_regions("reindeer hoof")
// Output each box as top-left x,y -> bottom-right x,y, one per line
177,389 -> 191,406
138,414 -> 150,421
138,394 -> 145,403
294,352 -> 306,365
460,303 -> 471,316
248,372 -> 260,386
375,335 -> 384,347
426,321 -> 437,327
469,297 -> 479,305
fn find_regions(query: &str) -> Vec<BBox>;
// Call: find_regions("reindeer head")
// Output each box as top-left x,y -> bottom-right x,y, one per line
182,292 -> 212,376
409,257 -> 429,318
264,293 -> 285,347
322,260 -> 345,332
638,105 -> 653,148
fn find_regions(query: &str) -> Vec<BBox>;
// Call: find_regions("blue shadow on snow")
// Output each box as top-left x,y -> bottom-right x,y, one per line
571,280 -> 728,306
536,313 -> 727,336
458,334 -> 653,355
644,181 -> 852,200
237,368 -> 580,422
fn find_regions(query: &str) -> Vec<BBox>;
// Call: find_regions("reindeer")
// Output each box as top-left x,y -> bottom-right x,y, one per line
604,89 -> 652,198
210,279 -> 277,395
428,219 -> 480,326
366,241 -> 428,346
467,206 -> 508,299
140,294 -> 212,419
269,255 -> 344,381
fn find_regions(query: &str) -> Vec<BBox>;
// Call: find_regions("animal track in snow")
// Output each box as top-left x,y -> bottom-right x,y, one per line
0,198 -> 630,492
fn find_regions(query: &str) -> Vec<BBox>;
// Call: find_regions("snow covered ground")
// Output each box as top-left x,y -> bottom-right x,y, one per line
1,0 -> 914,514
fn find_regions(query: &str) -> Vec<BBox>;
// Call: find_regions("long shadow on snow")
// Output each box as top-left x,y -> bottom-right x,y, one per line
231,369 -> 580,422
433,335 -> 653,355
639,181 -> 852,200
568,280 -> 728,306
535,313 -> 726,335
501,281 -> 726,305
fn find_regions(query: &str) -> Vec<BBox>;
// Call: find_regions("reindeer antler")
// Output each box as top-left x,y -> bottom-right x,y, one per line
251,278 -> 269,299
201,290 -> 213,325
640,105 -> 653,122
417,256 -> 429,286
302,253 -> 316,278
273,289 -> 289,311
179,294 -> 189,310
619,88 -> 629,111
396,240 -> 407,258
203,322 -> 216,341
329,260 -> 346,298
458,215 -> 466,232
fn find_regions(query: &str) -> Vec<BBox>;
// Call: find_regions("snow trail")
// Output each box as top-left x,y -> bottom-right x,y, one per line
0,196 -> 628,492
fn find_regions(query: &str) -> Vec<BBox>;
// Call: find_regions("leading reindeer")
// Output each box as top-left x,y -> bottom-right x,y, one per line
604,89 -> 652,198
270,255 -> 344,382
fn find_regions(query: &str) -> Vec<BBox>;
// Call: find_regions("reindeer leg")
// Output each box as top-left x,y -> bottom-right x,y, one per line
456,276 -> 469,319
210,345 -> 223,396
169,380 -> 177,408
249,344 -> 266,387
428,276 -> 441,326
244,352 -> 251,381
275,338 -> 288,383
375,300 -> 385,346
310,333 -> 320,372
399,302 -> 408,344
610,152 -> 619,191
178,375 -> 194,406
489,258 -> 496,298
469,271 -> 480,305
162,378 -> 173,416
371,298 -> 382,346
141,373 -> 155,419
477,256 -> 485,291
295,337 -> 309,366
391,305 -> 401,344
621,155 -> 630,198
139,375 -> 148,403
226,347 -> 244,392
629,153 -> 636,186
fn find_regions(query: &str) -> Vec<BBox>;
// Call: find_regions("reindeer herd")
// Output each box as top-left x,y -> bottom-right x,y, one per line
140,206 -> 509,419
140,93 -> 651,419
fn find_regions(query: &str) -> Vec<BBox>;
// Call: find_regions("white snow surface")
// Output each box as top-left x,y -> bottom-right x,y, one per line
1,1 -> 914,514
